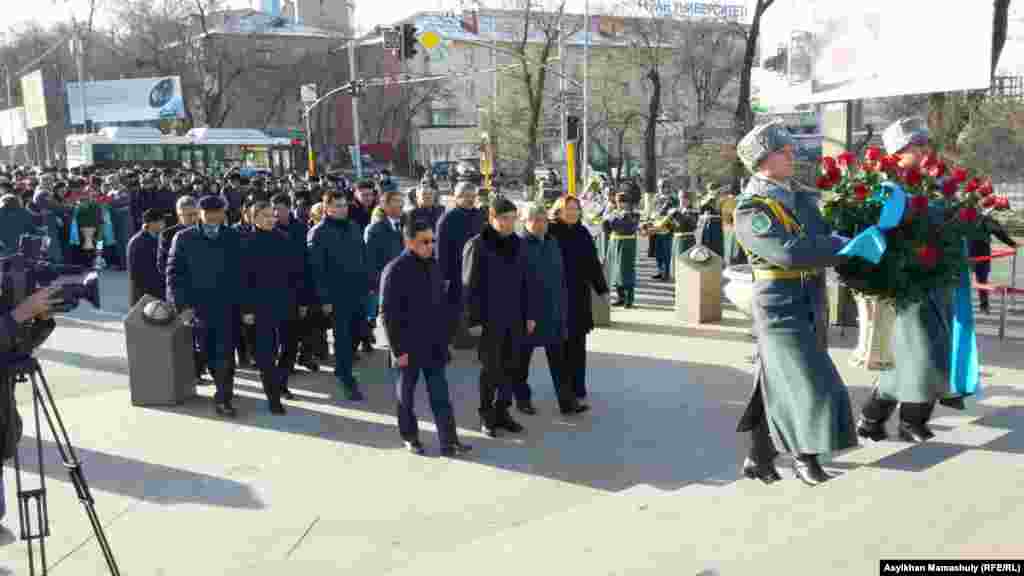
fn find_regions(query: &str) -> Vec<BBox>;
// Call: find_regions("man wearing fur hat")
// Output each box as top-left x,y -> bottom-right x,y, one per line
733,120 -> 857,487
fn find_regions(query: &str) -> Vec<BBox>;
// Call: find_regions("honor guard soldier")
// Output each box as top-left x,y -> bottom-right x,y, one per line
857,117 -> 971,443
604,189 -> 641,308
167,195 -> 244,417
650,180 -> 679,280
666,191 -> 699,279
733,121 -> 858,486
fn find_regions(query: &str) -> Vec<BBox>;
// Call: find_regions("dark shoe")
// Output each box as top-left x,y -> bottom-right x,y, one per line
611,299 -> 625,307
281,389 -> 296,401
497,412 -> 525,433
560,403 -> 590,415
742,456 -> 782,485
361,340 -> 374,353
856,416 -> 888,442
651,273 -> 664,280
481,422 -> 500,438
897,421 -> 934,443
268,401 -> 286,415
404,439 -> 426,455
441,440 -> 473,457
300,360 -> 319,373
215,403 -> 237,418
516,402 -> 537,415
792,455 -> 831,486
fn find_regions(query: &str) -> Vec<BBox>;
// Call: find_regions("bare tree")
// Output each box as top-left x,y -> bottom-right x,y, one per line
733,0 -> 775,140
588,47 -> 644,178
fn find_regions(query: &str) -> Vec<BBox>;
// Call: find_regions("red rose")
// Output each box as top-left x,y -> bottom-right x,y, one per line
965,178 -> 981,193
981,195 -> 996,208
916,244 -> 939,269
864,146 -> 882,162
826,165 -> 841,183
978,180 -> 994,197
816,175 -> 834,190
996,196 -> 1011,210
909,195 -> 930,213
853,183 -> 870,201
880,155 -> 900,174
942,179 -> 959,197
837,151 -> 856,170
927,160 -> 946,179
821,156 -> 837,172
958,207 -> 978,223
951,167 -> 968,184
902,167 -> 923,187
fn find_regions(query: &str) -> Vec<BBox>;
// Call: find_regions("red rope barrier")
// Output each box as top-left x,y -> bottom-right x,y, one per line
973,282 -> 1024,295
968,248 -> 1018,263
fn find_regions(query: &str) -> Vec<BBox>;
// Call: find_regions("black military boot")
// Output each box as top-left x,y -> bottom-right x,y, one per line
792,454 -> 831,486
898,402 -> 935,443
624,288 -> 635,309
495,402 -> 525,433
611,287 -> 625,307
479,407 -> 500,438
857,386 -> 897,442
441,416 -> 472,457
743,420 -> 781,485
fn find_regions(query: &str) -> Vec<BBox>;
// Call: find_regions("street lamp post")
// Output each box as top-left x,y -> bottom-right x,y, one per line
348,0 -> 362,179
583,0 -> 589,190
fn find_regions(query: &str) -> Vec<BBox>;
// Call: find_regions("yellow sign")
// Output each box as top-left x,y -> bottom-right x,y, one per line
20,70 -> 48,129
566,141 -> 576,197
419,31 -> 441,50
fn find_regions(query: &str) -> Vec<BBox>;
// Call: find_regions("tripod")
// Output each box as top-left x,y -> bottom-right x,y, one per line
6,355 -> 120,575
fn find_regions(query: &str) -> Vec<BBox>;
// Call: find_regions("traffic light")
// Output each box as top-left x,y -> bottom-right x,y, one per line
566,115 -> 580,141
401,23 -> 418,60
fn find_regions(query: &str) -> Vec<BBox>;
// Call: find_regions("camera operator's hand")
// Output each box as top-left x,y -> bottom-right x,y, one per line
242,313 -> 255,325
12,286 -> 63,324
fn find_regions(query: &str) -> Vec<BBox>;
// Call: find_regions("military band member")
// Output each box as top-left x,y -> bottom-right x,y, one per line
667,191 -> 699,279
650,180 -> 679,280
733,121 -> 857,486
604,190 -> 641,308
857,117 -> 970,443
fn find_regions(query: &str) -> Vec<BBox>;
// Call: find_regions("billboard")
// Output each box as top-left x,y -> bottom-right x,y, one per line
756,0 -> 994,106
0,108 -> 28,146
20,70 -> 48,129
65,76 -> 186,126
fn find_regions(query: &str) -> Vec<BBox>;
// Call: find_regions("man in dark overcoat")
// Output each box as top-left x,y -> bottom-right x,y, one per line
436,181 -> 484,344
127,208 -> 166,307
462,197 -> 538,437
365,190 -> 405,351
307,189 -> 369,401
271,193 -> 315,377
380,219 -> 472,457
167,195 -> 243,417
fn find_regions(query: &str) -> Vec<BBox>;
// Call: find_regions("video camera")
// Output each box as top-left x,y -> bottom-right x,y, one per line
0,234 -> 102,355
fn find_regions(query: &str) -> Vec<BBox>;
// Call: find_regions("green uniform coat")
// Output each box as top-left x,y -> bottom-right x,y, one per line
734,176 -> 858,455
604,210 -> 640,289
667,208 -> 698,278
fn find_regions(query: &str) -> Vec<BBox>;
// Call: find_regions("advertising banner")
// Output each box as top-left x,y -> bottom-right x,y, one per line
20,70 -> 48,129
65,76 -> 186,126
0,107 -> 28,146
757,0 -> 993,105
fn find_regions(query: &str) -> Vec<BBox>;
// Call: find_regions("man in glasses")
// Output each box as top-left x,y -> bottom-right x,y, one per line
380,219 -> 472,456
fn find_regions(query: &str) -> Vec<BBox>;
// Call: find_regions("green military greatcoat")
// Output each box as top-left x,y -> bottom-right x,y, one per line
668,208 -> 698,278
734,176 -> 858,455
604,210 -> 640,288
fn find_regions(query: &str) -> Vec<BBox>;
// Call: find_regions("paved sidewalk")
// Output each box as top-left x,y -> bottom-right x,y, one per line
1,267 -> 1022,575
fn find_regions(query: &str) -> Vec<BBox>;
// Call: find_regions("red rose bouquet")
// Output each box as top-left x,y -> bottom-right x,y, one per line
820,147 -> 1012,307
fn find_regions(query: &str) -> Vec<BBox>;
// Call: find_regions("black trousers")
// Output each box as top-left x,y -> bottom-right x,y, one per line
251,317 -> 284,402
396,365 -> 455,446
563,334 -> 588,399
974,260 -> 992,309
516,343 -> 575,412
477,330 -> 519,426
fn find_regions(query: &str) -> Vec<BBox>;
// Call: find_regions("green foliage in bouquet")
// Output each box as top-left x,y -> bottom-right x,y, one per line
819,147 -> 1012,308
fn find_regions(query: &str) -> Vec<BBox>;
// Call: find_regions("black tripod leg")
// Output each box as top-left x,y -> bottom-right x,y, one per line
28,364 -> 120,576
10,368 -> 49,576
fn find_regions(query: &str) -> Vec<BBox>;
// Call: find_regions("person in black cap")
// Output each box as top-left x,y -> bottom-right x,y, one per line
462,196 -> 538,437
167,195 -> 244,417
127,208 -> 167,307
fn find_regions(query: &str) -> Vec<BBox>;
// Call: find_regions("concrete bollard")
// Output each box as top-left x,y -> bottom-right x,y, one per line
674,245 -> 722,324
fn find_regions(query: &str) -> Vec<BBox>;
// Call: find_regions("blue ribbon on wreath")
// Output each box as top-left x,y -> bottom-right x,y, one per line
837,181 -> 906,263
950,239 -> 980,397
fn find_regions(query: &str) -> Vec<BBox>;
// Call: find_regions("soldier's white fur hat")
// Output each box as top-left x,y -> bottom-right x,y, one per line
882,117 -> 929,154
737,120 -> 794,172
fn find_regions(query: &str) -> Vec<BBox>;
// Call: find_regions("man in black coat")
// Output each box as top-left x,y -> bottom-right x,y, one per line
462,197 -> 538,437
969,213 -> 1018,314
404,179 -> 446,232
364,190 -> 405,352
167,195 -> 244,417
349,179 -> 377,233
127,209 -> 166,307
271,193 -> 315,375
436,181 -> 484,344
307,189 -> 369,401
381,219 -> 472,457
157,196 -> 199,284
